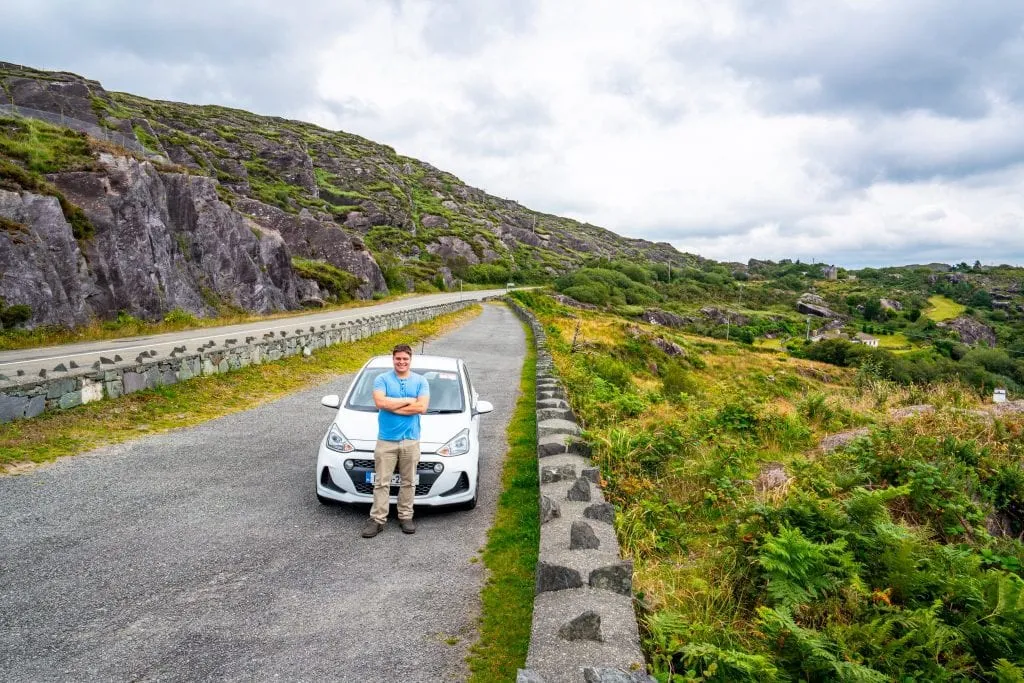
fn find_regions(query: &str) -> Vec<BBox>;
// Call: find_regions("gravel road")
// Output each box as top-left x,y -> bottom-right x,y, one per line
0,303 -> 526,682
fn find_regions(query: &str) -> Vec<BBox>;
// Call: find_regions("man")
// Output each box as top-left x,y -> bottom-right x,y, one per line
362,344 -> 430,538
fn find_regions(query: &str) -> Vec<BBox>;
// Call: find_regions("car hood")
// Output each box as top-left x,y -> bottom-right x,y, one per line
336,409 -> 468,451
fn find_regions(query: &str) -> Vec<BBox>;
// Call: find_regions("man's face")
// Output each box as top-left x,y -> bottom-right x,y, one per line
392,352 -> 411,374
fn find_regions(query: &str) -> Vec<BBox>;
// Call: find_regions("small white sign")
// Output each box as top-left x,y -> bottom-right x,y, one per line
994,388 -> 1008,404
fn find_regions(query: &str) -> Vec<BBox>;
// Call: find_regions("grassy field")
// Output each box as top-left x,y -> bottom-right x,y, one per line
466,315 -> 538,681
876,331 -> 912,350
0,306 -> 481,470
516,291 -> 1024,682
925,294 -> 966,321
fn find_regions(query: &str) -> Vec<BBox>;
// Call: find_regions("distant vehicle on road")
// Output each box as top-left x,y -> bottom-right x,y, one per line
506,282 -> 516,290
316,355 -> 493,510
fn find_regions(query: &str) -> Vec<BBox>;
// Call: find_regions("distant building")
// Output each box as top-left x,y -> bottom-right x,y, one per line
853,332 -> 879,348
824,265 -> 839,280
810,330 -> 849,343
994,388 -> 1008,403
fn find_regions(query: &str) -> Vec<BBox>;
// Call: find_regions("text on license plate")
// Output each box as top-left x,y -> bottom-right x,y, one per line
366,473 -> 420,485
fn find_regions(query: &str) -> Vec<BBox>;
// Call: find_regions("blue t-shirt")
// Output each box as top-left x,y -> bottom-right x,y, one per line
373,370 -> 430,441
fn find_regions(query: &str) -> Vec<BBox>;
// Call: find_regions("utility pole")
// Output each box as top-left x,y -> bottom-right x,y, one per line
806,316 -> 811,341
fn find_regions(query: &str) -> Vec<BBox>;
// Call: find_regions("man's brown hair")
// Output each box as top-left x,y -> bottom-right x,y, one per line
392,344 -> 413,356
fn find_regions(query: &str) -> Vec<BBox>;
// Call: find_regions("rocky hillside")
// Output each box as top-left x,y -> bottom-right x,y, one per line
0,61 -> 689,328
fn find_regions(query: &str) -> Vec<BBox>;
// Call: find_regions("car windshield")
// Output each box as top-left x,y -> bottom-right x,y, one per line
345,368 -> 464,413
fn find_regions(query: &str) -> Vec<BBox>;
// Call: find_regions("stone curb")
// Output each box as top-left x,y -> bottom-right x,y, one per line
506,298 -> 654,683
0,301 -> 478,424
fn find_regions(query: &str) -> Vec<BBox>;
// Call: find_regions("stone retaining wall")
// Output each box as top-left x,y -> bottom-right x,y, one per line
0,302 -> 473,424
507,299 -> 654,683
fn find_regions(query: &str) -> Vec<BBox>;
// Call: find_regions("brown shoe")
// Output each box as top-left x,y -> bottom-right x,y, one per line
361,519 -> 385,538
399,519 -> 417,534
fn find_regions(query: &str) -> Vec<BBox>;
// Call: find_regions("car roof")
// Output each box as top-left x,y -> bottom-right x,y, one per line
364,354 -> 461,371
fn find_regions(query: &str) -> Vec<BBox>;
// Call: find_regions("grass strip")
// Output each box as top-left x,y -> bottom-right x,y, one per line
0,305 -> 481,471
467,314 -> 539,681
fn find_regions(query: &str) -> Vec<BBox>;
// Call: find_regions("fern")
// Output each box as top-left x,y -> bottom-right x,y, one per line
758,526 -> 859,608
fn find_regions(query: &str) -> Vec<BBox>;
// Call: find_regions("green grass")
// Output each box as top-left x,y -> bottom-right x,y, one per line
925,294 -> 966,321
466,312 -> 538,681
0,306 -> 482,469
876,332 -> 912,350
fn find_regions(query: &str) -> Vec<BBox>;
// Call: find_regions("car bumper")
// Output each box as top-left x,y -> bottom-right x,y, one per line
316,448 -> 476,507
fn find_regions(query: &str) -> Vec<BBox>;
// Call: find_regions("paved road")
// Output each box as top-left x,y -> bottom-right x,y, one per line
0,289 -> 509,380
0,304 -> 526,682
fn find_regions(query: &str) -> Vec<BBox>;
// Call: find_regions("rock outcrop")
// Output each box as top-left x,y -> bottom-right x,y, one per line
797,293 -> 842,318
938,316 -> 998,347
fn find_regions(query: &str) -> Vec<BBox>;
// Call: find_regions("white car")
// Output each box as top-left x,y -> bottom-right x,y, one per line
315,354 -> 493,510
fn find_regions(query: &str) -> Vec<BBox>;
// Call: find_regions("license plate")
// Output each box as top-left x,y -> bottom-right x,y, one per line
366,473 -> 420,485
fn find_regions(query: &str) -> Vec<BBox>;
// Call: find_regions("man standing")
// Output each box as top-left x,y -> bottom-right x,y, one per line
362,344 -> 430,538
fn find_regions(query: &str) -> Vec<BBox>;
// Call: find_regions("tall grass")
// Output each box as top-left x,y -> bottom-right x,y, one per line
466,314 -> 538,681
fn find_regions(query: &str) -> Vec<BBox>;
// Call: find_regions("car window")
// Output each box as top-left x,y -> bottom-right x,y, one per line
346,368 -> 388,410
422,370 -> 464,413
345,367 -> 464,413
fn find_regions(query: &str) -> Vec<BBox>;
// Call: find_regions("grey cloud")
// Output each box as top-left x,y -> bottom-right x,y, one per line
0,1 -> 369,117
415,0 -> 537,57
667,0 -> 1024,118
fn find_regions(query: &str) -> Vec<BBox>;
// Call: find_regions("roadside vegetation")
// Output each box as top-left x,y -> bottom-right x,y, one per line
512,290 -> 1024,682
0,306 -> 481,470
467,313 -> 538,681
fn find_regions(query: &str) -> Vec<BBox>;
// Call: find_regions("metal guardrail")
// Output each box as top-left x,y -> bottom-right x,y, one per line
0,103 -> 156,156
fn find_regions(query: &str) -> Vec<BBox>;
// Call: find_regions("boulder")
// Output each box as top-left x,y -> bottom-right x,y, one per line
640,309 -> 693,327
937,316 -> 998,347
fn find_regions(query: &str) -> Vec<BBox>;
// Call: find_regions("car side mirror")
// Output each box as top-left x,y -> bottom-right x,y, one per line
474,400 -> 493,415
321,395 -> 341,409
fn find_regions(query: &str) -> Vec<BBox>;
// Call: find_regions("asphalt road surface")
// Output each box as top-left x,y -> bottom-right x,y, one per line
0,303 -> 526,682
0,288 -> 509,380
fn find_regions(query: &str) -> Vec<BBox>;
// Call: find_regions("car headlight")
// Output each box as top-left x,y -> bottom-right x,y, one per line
437,428 -> 470,457
326,423 -> 354,453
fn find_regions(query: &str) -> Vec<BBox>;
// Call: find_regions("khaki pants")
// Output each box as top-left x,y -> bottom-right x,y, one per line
369,439 -> 420,523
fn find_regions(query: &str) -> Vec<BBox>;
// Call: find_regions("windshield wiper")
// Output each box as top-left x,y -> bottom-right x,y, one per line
427,409 -> 463,414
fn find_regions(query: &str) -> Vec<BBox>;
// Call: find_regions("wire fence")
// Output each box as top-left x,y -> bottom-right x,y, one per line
0,103 -> 157,156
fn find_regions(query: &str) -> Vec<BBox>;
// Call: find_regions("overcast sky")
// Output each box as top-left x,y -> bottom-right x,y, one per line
4,0 -> 1023,268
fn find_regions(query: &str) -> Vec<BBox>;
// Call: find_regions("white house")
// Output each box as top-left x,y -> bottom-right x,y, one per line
994,388 -> 1008,403
853,332 -> 879,348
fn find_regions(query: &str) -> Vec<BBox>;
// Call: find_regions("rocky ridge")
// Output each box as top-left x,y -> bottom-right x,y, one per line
0,61 -> 689,327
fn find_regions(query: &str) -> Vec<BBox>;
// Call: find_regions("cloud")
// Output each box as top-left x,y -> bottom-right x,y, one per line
3,0 -> 1024,267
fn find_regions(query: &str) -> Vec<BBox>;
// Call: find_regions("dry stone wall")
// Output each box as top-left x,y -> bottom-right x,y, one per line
507,299 -> 654,683
0,302 -> 472,424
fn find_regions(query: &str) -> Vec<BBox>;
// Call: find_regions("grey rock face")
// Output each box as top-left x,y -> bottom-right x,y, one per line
699,306 -> 749,326
535,561 -> 583,593
583,668 -> 657,683
581,467 -> 601,484
26,156 -> 309,324
5,73 -> 101,124
541,464 -> 576,483
570,520 -> 600,550
589,562 -> 633,595
0,190 -> 90,327
426,234 -> 478,264
558,610 -> 603,642
584,502 -> 616,525
937,316 -> 998,346
567,477 -> 592,502
234,199 -> 387,299
540,495 -> 561,524
641,308 -> 693,327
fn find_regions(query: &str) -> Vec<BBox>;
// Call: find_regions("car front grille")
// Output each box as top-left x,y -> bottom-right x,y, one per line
354,481 -> 433,496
